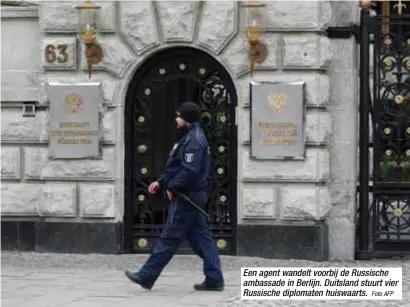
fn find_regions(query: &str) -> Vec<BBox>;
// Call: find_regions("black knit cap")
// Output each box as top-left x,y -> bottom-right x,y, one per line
176,102 -> 200,123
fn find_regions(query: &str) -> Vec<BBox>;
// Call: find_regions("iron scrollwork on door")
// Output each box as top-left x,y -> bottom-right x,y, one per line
125,47 -> 237,254
200,74 -> 232,229
376,30 -> 410,183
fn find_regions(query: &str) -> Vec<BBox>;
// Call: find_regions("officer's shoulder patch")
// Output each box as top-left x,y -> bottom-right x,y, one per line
184,152 -> 195,163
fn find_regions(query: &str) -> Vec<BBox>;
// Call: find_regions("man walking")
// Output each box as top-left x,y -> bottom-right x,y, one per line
124,101 -> 224,291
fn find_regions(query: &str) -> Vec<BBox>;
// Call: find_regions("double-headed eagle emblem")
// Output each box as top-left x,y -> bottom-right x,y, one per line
64,93 -> 83,113
267,92 -> 287,114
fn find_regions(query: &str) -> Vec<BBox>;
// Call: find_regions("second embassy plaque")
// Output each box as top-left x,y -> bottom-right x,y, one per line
250,80 -> 306,160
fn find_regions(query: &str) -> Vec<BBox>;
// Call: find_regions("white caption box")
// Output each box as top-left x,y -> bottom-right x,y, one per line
241,267 -> 402,300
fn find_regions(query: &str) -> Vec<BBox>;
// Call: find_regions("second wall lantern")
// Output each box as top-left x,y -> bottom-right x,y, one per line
242,0 -> 268,77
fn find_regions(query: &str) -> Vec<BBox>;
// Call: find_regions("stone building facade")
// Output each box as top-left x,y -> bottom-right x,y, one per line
1,1 -> 360,261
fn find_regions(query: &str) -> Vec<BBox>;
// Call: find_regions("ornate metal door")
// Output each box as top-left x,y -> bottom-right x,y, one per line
124,47 -> 238,255
357,1 -> 410,259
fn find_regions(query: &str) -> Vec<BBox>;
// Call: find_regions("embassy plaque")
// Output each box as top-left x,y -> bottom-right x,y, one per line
48,82 -> 102,159
250,80 -> 306,160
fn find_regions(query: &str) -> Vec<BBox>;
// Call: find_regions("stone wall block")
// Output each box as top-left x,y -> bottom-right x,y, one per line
1,109 -> 48,143
41,1 -> 116,33
319,36 -> 332,68
242,185 -> 277,219
80,37 -> 136,78
237,77 -> 251,107
2,14 -> 40,70
330,136 -> 358,185
102,109 -> 115,144
222,34 -> 279,76
37,184 -> 76,217
242,147 -> 329,182
239,109 -> 331,145
1,183 -> 40,215
238,72 -> 330,108
237,107 -> 250,145
329,38 -> 358,71
328,216 -> 355,260
1,147 -> 20,180
329,0 -> 359,26
1,71 -> 40,102
24,147 -> 116,181
263,1 -> 331,31
99,79 -> 119,106
282,34 -> 332,69
79,184 -> 115,218
119,1 -> 159,55
329,181 -> 356,212
221,35 -> 247,76
197,1 -> 238,54
305,111 -> 332,144
157,1 -> 199,42
283,34 -> 317,68
40,74 -> 119,106
281,186 -> 331,220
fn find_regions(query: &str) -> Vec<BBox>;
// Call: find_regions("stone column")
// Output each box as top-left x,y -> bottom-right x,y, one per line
326,1 -> 360,260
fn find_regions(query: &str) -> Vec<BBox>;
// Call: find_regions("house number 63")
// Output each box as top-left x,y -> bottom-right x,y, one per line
45,44 -> 68,63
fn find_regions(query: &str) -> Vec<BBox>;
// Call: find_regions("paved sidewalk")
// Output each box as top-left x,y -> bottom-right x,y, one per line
1,252 -> 410,307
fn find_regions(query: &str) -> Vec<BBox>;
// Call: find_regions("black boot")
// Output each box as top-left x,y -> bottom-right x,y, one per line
124,269 -> 153,291
194,281 -> 224,291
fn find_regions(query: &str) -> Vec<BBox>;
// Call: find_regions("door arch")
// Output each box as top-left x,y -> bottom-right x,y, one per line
124,46 -> 238,255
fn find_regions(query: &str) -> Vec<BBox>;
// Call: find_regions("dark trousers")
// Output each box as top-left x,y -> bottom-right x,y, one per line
137,201 -> 224,287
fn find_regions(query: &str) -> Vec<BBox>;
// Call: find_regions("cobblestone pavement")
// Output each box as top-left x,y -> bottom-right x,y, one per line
1,251 -> 409,307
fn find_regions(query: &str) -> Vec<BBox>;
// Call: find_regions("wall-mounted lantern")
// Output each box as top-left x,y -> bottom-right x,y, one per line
241,0 -> 268,77
75,0 -> 103,78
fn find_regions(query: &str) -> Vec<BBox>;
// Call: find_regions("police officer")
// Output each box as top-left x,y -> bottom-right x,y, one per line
124,101 -> 224,291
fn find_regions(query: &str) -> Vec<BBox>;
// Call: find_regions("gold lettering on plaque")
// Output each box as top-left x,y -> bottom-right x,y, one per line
50,121 -> 96,146
258,122 -> 297,146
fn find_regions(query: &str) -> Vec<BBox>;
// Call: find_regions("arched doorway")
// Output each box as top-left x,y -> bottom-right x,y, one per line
124,46 -> 238,255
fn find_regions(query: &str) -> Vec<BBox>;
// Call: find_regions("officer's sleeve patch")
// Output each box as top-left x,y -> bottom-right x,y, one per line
184,152 -> 195,163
